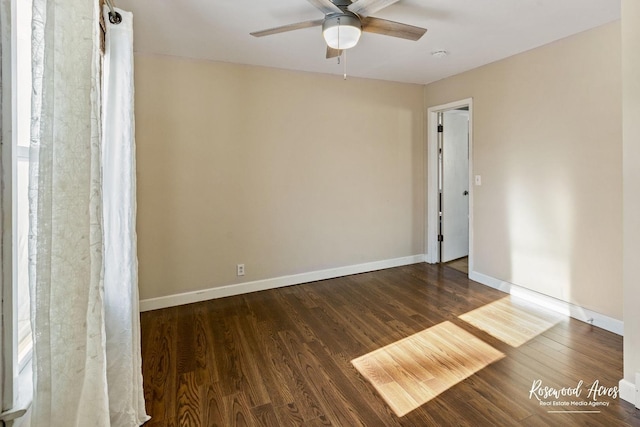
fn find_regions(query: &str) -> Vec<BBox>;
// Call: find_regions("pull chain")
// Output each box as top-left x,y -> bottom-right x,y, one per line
343,49 -> 347,80
332,17 -> 347,80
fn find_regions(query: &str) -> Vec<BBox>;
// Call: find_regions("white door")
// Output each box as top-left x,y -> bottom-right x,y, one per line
441,109 -> 469,262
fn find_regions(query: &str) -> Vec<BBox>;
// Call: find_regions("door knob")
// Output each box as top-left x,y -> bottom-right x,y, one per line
463,191 -> 469,196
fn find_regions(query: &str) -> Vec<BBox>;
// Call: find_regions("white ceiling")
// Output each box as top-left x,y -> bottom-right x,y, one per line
117,0 -> 620,85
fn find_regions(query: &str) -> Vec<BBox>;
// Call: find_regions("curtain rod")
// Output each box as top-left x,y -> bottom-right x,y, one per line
104,0 -> 122,24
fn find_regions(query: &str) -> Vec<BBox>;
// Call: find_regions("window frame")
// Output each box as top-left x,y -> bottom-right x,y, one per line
0,0 -> 33,424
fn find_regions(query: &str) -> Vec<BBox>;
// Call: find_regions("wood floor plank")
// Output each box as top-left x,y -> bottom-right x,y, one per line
211,314 -> 243,397
140,263 -> 639,426
142,309 -> 178,422
251,403 -> 279,427
223,392 -> 257,427
277,329 -> 367,426
228,315 -> 272,408
272,402 -> 306,426
241,317 -> 296,408
177,372 -> 202,426
192,304 -> 216,385
177,311 -> 197,375
201,382 -> 225,427
274,291 -> 323,344
304,339 -> 398,427
257,327 -> 328,422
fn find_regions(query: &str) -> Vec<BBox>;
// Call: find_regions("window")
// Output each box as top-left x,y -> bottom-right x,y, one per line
15,0 -> 32,368
1,0 -> 34,424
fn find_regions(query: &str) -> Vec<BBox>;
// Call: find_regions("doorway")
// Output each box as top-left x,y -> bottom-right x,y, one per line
426,99 -> 473,273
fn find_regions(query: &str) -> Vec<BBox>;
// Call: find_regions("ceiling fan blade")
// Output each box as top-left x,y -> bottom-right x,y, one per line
326,46 -> 342,58
362,17 -> 427,41
250,19 -> 324,37
306,0 -> 343,14
348,0 -> 399,17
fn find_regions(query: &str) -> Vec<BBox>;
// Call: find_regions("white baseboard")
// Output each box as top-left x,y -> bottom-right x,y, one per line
139,254 -> 426,312
619,378 -> 636,405
469,271 -> 623,336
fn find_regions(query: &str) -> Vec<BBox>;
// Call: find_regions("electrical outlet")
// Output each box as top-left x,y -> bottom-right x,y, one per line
237,264 -> 245,276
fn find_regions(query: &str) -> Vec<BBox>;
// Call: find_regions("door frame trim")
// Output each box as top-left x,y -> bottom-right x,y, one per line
426,98 -> 474,269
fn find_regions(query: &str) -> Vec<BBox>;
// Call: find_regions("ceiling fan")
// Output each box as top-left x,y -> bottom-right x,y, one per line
250,0 -> 427,59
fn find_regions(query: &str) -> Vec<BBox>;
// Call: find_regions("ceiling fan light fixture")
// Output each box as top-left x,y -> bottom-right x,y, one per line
322,14 -> 362,50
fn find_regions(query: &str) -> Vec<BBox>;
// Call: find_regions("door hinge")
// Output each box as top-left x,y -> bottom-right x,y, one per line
437,124 -> 443,133
438,234 -> 444,242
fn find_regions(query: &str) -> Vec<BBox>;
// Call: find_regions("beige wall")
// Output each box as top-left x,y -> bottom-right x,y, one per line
134,56 -> 425,300
424,22 -> 623,319
622,0 -> 640,388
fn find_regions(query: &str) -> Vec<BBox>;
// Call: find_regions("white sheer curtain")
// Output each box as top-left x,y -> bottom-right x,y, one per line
102,7 -> 149,426
29,0 -> 148,425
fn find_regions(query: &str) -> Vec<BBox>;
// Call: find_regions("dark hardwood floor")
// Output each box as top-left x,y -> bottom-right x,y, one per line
140,263 -> 640,426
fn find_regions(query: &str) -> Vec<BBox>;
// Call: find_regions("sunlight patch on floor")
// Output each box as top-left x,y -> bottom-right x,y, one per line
459,296 -> 563,347
351,321 -> 504,417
